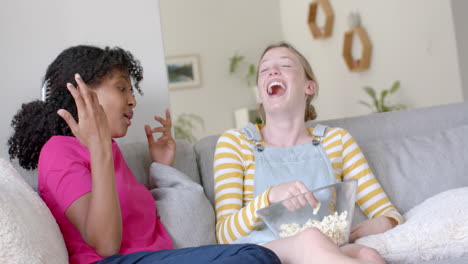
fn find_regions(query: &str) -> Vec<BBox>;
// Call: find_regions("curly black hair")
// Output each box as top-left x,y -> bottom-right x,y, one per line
8,45 -> 144,170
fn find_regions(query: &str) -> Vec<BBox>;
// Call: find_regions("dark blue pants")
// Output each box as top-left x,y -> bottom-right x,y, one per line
98,244 -> 281,264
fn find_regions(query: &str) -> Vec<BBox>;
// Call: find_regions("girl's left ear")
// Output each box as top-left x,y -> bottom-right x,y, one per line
305,80 -> 317,96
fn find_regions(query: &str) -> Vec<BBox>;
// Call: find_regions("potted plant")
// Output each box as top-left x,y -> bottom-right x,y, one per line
229,54 -> 256,87
359,80 -> 407,113
173,113 -> 204,144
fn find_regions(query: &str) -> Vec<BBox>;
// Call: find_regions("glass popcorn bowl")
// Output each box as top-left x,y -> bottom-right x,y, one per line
257,180 -> 358,246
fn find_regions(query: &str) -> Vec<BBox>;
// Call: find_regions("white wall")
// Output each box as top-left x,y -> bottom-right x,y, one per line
279,0 -> 464,120
160,0 -> 283,139
0,0 -> 168,158
451,0 -> 468,101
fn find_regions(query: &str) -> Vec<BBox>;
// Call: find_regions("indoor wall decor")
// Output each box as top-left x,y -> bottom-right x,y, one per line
342,12 -> 372,72
166,54 -> 202,89
307,0 -> 334,39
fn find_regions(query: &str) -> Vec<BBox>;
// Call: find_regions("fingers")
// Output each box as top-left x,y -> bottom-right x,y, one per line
156,134 -> 172,143
351,222 -> 362,233
145,124 -> 174,145
349,224 -> 362,242
150,127 -> 171,134
288,195 -> 302,211
283,191 -> 306,212
304,192 -> 320,211
66,74 -> 100,117
292,181 -> 309,207
154,109 -> 173,130
165,109 -> 172,128
296,193 -> 308,207
282,199 -> 297,212
149,110 -> 174,142
74,73 -> 96,106
294,181 -> 309,194
145,125 -> 155,144
66,82 -> 86,113
349,231 -> 358,243
154,116 -> 170,129
57,109 -> 79,136
146,122 -> 172,139
280,182 -> 320,213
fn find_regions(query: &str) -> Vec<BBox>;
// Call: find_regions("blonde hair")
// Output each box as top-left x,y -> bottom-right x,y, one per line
257,42 -> 318,123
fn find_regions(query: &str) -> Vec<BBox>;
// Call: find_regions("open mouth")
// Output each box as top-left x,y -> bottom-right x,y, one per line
267,81 -> 287,96
123,111 -> 133,125
123,112 -> 133,120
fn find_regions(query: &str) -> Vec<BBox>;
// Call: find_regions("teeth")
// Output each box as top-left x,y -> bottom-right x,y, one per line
267,81 -> 285,95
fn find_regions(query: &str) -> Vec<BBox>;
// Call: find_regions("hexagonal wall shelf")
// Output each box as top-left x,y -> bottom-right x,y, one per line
308,0 -> 334,39
342,26 -> 372,72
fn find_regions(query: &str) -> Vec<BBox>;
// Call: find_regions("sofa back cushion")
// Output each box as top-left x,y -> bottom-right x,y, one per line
309,102 -> 468,224
194,135 -> 219,206
307,102 -> 468,143
359,124 -> 468,214
0,158 -> 68,264
120,139 -> 201,187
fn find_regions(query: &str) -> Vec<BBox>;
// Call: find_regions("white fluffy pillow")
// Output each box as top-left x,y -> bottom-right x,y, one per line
356,187 -> 468,263
0,158 -> 68,264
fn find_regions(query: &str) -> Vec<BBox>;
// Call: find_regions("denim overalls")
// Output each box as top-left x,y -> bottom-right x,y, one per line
235,123 -> 337,244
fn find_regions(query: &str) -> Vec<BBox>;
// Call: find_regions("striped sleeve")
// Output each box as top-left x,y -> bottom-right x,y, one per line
325,128 -> 404,224
213,130 -> 271,244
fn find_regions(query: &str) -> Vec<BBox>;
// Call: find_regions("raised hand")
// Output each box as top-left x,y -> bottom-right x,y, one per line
57,73 -> 111,149
145,109 -> 176,166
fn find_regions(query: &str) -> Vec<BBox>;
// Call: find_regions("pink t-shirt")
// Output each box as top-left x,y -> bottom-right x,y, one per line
38,136 -> 173,264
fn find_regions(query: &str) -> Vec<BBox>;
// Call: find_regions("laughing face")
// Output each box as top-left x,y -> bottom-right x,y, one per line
257,47 -> 316,118
93,68 -> 137,138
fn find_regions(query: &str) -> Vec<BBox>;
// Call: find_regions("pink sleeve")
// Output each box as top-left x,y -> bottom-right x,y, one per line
40,137 -> 92,212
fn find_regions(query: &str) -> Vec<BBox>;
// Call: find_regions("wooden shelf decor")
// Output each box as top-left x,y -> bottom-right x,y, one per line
308,0 -> 334,39
342,14 -> 372,72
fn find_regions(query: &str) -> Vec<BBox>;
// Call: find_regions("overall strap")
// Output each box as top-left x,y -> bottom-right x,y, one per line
241,123 -> 264,152
312,124 -> 329,145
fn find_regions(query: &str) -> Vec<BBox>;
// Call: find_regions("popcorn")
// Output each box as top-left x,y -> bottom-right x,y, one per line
313,201 -> 321,215
278,211 -> 349,245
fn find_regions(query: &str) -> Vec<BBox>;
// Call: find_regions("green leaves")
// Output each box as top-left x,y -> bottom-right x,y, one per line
363,86 -> 379,110
360,81 -> 406,113
229,55 -> 245,74
390,80 -> 400,93
229,53 -> 257,87
173,113 -> 204,144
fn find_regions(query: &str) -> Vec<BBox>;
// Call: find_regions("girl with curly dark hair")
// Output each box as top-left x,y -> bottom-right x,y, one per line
8,45 -> 280,264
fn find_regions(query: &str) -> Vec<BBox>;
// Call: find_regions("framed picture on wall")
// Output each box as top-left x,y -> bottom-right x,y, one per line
166,54 -> 201,89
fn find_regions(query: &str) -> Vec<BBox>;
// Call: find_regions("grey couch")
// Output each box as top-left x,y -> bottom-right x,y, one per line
170,102 -> 467,263
7,102 -> 468,263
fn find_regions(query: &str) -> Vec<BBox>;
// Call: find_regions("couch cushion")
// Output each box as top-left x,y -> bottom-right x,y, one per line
194,135 -> 219,206
358,124 -> 468,216
356,187 -> 468,264
120,139 -> 201,187
0,158 -> 68,264
308,102 -> 468,143
149,163 -> 216,248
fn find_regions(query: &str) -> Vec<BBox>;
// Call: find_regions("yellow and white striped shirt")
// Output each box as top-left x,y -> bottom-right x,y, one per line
213,124 -> 404,244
